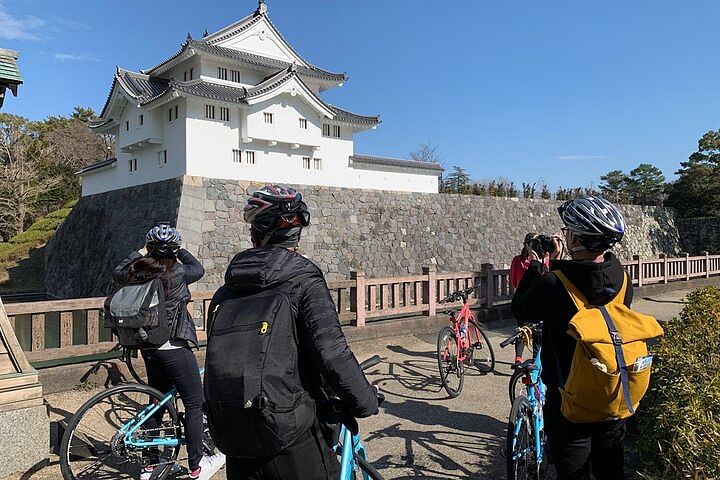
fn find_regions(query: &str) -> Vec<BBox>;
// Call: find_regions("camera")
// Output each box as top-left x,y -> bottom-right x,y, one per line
529,235 -> 556,256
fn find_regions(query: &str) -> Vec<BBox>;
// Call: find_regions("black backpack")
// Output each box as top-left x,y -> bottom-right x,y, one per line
204,286 -> 315,458
103,278 -> 173,349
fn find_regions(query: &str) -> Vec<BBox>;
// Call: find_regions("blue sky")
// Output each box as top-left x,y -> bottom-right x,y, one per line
2,0 -> 719,191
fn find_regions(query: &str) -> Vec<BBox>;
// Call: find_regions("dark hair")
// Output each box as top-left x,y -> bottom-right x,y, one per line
125,256 -> 175,289
520,232 -> 536,258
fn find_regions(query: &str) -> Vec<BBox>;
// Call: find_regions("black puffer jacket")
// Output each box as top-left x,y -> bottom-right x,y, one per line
112,249 -> 205,347
511,252 -> 633,391
208,247 -> 379,419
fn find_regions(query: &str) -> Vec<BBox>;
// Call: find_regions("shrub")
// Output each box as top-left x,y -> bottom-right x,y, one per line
637,287 -> 720,480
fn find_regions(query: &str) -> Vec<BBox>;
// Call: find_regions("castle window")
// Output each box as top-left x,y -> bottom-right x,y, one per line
232,149 -> 242,163
231,70 -> 241,82
220,107 -> 230,122
333,125 -> 341,138
168,108 -> 172,122
125,121 -> 129,131
299,118 -> 307,129
174,105 -> 178,120
158,150 -> 167,166
264,112 -> 273,124
218,67 -> 228,80
322,124 -> 331,136
314,158 -> 322,170
302,157 -> 311,170
183,71 -> 188,81
205,105 -> 215,119
139,114 -> 144,126
129,158 -> 137,172
189,68 -> 194,80
245,151 -> 256,164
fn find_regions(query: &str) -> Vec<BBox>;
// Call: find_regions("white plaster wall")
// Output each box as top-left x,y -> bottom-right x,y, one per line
185,97 -> 241,178
246,93 -> 323,146
81,99 -> 188,196
215,18 -> 297,63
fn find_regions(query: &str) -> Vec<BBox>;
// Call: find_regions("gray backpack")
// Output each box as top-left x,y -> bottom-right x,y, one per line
103,278 -> 171,348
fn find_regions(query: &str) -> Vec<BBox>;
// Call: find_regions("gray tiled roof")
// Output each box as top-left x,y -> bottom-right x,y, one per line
97,66 -> 375,127
350,155 -> 444,173
76,157 -> 117,175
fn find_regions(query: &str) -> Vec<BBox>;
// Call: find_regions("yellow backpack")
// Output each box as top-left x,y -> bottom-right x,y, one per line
554,271 -> 664,423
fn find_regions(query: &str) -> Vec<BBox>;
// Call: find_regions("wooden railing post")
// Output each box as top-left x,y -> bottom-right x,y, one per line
350,271 -> 365,328
659,253 -> 668,284
633,255 -> 643,287
702,251 -> 710,278
481,263 -> 495,308
423,265 -> 437,317
683,252 -> 690,281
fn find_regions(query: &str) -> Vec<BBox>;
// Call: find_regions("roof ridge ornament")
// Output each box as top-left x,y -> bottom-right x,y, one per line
288,62 -> 297,73
257,0 -> 267,15
186,32 -> 193,43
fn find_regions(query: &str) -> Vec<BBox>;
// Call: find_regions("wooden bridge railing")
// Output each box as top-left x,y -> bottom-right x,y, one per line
3,253 -> 718,364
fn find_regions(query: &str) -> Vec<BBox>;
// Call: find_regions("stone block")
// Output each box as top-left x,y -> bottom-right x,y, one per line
0,404 -> 50,477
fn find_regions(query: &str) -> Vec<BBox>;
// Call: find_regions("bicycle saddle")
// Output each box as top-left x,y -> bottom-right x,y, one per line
512,359 -> 538,372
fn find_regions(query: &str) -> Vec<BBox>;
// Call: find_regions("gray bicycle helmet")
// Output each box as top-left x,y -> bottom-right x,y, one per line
558,195 -> 625,251
145,222 -> 182,257
243,185 -> 310,246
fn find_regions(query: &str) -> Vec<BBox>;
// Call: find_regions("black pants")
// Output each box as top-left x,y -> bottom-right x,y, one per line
142,347 -> 204,470
225,423 -> 340,480
544,393 -> 627,480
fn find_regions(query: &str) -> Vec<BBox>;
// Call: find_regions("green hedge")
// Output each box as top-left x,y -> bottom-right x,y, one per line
638,287 -> 720,479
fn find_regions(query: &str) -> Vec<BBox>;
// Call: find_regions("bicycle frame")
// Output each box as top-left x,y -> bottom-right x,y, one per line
448,300 -> 473,361
511,347 -> 546,467
121,367 -> 205,449
337,423 -> 371,480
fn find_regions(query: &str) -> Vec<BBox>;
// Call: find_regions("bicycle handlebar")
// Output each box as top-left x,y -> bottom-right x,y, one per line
500,322 -> 543,348
438,285 -> 477,304
359,355 -> 381,371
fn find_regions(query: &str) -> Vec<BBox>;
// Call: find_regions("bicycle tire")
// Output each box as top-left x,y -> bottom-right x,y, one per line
506,395 -> 541,480
508,369 -> 525,405
437,326 -> 464,398
355,455 -> 385,480
60,383 -> 181,480
467,319 -> 496,373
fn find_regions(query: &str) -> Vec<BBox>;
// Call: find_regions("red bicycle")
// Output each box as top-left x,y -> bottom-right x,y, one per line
436,286 -> 496,397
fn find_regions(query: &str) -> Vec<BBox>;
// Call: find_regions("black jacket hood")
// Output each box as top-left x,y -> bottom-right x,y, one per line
225,247 -> 319,289
551,251 -> 626,305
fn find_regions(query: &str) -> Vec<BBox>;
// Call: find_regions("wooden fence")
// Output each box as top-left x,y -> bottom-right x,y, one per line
3,253 -> 718,364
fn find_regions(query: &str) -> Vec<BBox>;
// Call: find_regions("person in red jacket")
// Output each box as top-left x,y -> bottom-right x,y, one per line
509,232 -> 561,364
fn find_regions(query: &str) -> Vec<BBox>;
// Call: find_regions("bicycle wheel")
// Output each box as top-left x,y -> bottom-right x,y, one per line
60,384 -> 181,480
467,319 -> 496,373
506,396 -> 541,480
508,369 -> 525,405
355,455 -> 385,480
436,326 -> 464,398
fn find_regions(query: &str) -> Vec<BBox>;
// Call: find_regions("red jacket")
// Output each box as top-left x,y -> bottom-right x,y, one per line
510,255 -> 549,289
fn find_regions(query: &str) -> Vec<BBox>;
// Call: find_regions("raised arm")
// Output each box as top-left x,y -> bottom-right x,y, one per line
111,251 -> 143,284
177,248 -> 205,285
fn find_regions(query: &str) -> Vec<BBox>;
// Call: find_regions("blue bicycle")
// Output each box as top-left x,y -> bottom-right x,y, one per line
60,351 -> 215,480
500,323 -> 549,480
334,355 -> 385,480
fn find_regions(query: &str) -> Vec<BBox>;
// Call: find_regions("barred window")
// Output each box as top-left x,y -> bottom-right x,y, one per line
231,70 -> 241,82
158,150 -> 168,166
314,158 -> 322,170
322,124 -> 331,136
168,108 -> 172,122
220,107 -> 230,122
129,158 -> 137,172
218,67 -> 228,80
232,149 -> 242,163
245,151 -> 256,164
333,125 -> 341,138
302,157 -> 311,169
264,112 -> 273,124
139,114 -> 144,126
205,105 -> 215,119
299,118 -> 307,129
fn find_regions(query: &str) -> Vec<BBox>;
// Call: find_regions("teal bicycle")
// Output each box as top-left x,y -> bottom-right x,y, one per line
334,355 -> 385,480
59,350 -> 215,480
500,324 -> 549,480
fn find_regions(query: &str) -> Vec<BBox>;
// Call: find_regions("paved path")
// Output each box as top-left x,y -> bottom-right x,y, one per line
3,288 -> 690,480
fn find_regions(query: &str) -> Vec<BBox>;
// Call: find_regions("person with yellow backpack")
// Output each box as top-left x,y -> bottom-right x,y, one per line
511,195 -> 663,480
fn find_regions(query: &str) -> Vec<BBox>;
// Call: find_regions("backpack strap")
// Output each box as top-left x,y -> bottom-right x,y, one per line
553,270 -> 590,310
598,304 -> 635,415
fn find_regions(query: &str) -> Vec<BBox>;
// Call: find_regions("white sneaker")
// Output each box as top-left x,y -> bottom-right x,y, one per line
189,452 -> 226,480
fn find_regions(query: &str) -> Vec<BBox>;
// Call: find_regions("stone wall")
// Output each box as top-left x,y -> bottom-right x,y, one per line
45,176 -> 683,298
677,217 -> 720,255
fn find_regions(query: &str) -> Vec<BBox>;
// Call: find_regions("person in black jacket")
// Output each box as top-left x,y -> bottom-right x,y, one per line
208,186 -> 380,480
511,196 -> 631,480
112,223 -> 225,480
